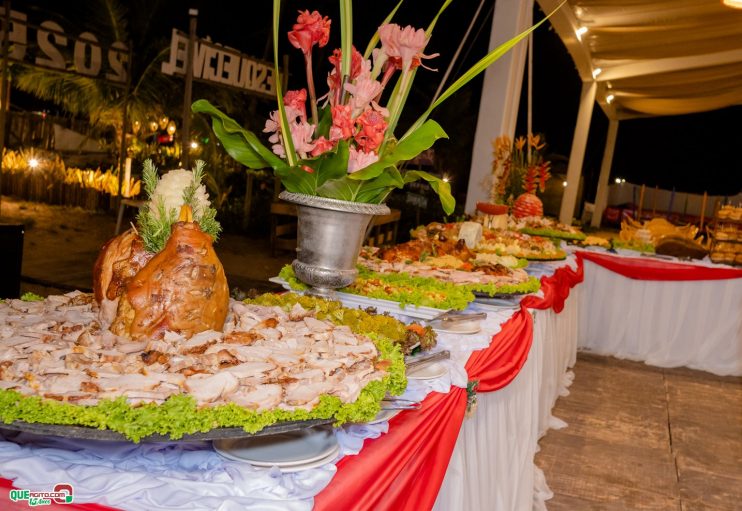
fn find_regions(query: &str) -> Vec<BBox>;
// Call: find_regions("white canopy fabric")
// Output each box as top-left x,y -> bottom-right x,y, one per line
536,0 -> 742,120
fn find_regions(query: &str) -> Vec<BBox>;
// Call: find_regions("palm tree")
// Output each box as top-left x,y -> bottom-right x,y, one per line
12,0 -> 249,157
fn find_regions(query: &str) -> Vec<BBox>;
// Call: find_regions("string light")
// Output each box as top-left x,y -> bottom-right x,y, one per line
575,26 -> 588,41
606,94 -> 615,104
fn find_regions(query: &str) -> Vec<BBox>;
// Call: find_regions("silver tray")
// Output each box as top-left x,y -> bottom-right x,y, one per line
0,418 -> 335,443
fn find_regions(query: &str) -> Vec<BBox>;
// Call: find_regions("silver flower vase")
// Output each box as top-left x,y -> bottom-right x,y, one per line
279,191 -> 390,296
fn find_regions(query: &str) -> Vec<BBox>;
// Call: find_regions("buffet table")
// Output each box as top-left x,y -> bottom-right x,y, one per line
576,251 -> 742,376
0,259 -> 585,511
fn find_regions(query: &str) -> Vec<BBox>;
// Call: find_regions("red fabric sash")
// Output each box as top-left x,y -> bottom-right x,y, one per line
576,251 -> 742,281
314,388 -> 467,511
465,306 -> 534,392
522,260 -> 584,313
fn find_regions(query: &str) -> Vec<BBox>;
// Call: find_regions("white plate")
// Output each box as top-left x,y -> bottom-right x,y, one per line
431,320 -> 482,335
213,427 -> 339,467
407,361 -> 448,380
366,408 -> 401,425
278,447 -> 340,473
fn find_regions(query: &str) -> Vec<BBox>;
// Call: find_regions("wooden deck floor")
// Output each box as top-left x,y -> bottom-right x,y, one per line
536,353 -> 742,511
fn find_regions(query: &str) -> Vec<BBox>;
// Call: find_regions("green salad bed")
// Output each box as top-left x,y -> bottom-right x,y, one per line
279,264 -> 541,309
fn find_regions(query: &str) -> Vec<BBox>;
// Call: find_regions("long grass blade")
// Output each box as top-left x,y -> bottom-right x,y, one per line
363,0 -> 404,59
273,0 -> 297,166
426,0 -> 453,36
339,0 -> 353,79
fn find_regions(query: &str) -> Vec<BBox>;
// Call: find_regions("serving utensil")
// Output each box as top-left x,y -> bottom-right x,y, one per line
426,310 -> 487,324
405,350 -> 450,370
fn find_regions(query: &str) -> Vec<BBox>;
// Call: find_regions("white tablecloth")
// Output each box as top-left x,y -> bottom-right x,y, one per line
433,287 -> 581,511
578,260 -> 742,376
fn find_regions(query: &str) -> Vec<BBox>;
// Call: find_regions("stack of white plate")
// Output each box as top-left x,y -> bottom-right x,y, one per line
213,427 -> 339,472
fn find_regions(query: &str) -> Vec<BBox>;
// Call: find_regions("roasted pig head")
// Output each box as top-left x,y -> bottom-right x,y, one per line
93,229 -> 154,326
110,220 -> 229,340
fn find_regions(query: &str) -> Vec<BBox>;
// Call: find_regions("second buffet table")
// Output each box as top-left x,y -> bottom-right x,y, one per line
576,251 -> 742,376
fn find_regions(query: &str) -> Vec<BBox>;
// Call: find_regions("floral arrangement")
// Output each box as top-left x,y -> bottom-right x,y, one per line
491,134 -> 551,204
193,1 -> 562,215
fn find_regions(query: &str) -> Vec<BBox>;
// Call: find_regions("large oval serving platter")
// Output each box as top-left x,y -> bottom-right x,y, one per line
0,418 -> 335,443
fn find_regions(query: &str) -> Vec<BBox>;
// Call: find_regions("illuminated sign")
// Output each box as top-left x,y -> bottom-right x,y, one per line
0,6 -> 129,84
161,29 -> 275,98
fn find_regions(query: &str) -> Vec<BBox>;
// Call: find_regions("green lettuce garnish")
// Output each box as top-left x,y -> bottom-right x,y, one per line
279,264 -> 541,309
20,292 -> 44,302
469,276 -> 541,297
520,227 -> 586,241
611,239 -> 655,254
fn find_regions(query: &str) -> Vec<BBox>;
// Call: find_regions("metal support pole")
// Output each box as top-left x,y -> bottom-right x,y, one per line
0,0 -> 11,219
559,80 -> 596,225
591,119 -> 619,228
181,8 -> 197,169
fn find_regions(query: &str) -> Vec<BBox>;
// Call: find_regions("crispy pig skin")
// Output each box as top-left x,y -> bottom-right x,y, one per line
111,221 -> 229,340
93,229 -> 153,303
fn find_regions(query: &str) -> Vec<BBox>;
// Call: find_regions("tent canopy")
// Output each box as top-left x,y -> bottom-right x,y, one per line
536,0 -> 742,119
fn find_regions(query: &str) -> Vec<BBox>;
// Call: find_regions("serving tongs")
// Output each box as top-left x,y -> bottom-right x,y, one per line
404,349 -> 450,370
425,310 -> 487,325
380,398 -> 422,410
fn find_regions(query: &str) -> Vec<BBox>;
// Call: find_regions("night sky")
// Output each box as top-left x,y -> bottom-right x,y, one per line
13,0 -> 742,199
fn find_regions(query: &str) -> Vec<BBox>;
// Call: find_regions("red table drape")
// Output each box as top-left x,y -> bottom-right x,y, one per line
576,251 -> 742,281
521,260 -> 584,313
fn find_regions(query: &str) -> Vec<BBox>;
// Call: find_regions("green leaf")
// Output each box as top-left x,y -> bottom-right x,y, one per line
355,166 -> 405,204
350,119 -> 448,181
426,0 -> 453,36
403,0 -> 567,140
316,175 -> 364,202
277,142 -> 351,196
363,0 -> 404,59
192,99 -> 287,171
404,170 -> 455,215
315,104 -> 332,139
273,0 -> 297,166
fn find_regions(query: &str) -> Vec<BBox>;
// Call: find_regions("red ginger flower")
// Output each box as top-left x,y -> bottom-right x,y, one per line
288,10 -> 331,55
329,104 -> 354,141
310,136 -> 336,157
284,89 -> 308,122
354,109 -> 387,153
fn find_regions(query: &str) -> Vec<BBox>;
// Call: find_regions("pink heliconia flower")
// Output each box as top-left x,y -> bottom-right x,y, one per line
329,104 -> 354,141
290,120 -> 316,159
288,10 -> 331,55
345,76 -> 383,116
310,136 -> 336,157
284,89 -> 308,122
354,109 -> 387,153
378,23 -> 437,72
263,110 -> 285,156
348,146 -> 379,173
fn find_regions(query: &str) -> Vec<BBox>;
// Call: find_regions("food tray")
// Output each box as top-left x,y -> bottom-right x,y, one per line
269,277 -> 450,320
0,418 -> 335,443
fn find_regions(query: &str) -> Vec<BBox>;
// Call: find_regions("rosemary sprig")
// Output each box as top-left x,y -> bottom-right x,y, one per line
135,159 -> 222,253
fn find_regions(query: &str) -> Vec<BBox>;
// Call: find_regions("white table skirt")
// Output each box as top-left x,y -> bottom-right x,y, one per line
433,289 -> 581,511
578,260 -> 742,376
